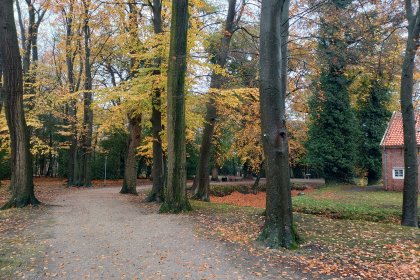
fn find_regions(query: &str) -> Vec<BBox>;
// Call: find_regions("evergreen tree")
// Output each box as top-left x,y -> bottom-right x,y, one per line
307,73 -> 358,182
357,81 -> 391,185
306,6 -> 358,183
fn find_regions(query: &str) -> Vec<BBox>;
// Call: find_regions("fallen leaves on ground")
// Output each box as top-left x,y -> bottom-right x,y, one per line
191,201 -> 420,280
210,187 -> 315,209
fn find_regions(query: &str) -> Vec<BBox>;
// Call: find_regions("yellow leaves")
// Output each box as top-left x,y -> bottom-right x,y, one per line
30,136 -> 59,157
212,87 -> 262,169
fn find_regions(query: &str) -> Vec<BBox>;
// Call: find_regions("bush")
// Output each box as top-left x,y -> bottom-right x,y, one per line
209,182 -> 308,197
210,184 -> 253,197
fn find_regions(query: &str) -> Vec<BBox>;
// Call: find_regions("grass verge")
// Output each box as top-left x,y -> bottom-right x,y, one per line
292,184 -> 420,223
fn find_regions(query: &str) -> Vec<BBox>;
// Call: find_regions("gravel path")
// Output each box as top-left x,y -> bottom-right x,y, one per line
37,187 -> 286,280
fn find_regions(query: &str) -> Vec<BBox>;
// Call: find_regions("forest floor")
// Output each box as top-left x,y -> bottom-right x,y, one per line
0,179 -> 418,279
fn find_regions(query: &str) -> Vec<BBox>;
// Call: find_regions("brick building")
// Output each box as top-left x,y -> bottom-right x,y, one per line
380,111 -> 420,191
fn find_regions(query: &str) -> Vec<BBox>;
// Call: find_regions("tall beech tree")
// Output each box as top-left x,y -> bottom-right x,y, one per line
160,0 -> 191,213
79,0 -> 94,187
400,0 -> 420,227
0,0 -> 40,208
120,2 -> 143,195
62,0 -> 80,186
258,0 -> 297,248
192,0 -> 239,201
145,0 -> 165,202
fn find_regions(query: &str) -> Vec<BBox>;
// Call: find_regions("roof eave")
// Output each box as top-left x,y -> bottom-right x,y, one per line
380,111 -> 396,146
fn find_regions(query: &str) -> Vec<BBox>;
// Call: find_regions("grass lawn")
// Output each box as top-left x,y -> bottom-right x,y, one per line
210,183 -> 420,224
292,184 -> 420,223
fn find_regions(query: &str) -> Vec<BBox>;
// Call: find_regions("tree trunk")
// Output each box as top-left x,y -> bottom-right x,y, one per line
258,0 -> 297,248
400,1 -> 419,227
145,0 -> 165,202
0,0 -> 39,209
119,2 -> 143,195
193,0 -> 237,201
64,2 -> 78,186
252,160 -> 264,194
16,0 -> 26,60
211,167 -> 219,181
80,2 -> 93,187
160,0 -> 191,213
22,1 -> 34,76
146,86 -> 165,201
0,56 -> 3,112
120,114 -> 142,195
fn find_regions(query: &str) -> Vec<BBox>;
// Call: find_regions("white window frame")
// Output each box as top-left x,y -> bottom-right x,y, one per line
392,168 -> 404,179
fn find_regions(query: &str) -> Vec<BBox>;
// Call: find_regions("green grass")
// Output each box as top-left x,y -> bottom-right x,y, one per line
190,199 -> 257,215
292,184 -> 420,223
208,183 -> 419,224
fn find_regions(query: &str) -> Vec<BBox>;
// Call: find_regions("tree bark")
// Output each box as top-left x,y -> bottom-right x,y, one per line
0,0 -> 40,209
63,2 -> 79,186
400,0 -> 420,227
120,114 -> 142,195
192,0 -> 237,202
211,167 -> 219,181
159,0 -> 191,213
252,160 -> 264,194
80,1 -> 93,187
16,0 -> 26,57
258,0 -> 297,248
0,56 -> 3,113
22,0 -> 34,76
145,0 -> 165,202
119,3 -> 143,195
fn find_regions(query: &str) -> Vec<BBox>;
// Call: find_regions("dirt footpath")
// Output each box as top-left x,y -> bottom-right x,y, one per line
23,187 -> 294,280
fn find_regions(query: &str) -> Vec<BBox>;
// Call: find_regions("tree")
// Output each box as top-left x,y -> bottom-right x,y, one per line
0,0 -> 40,208
258,0 -> 297,248
62,0 -> 80,186
120,114 -> 142,194
159,0 -> 191,213
357,81 -> 391,184
120,2 -> 143,195
16,0 -> 47,78
79,0 -> 94,187
400,0 -> 420,227
145,0 -> 165,202
306,4 -> 358,183
192,0 -> 240,201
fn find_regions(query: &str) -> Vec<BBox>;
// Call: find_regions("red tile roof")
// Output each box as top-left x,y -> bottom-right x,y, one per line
381,111 -> 420,147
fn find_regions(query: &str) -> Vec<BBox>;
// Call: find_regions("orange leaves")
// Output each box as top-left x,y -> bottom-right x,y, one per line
211,191 -> 266,208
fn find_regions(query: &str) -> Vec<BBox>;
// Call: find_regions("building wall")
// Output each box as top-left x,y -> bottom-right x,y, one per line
382,147 -> 420,191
